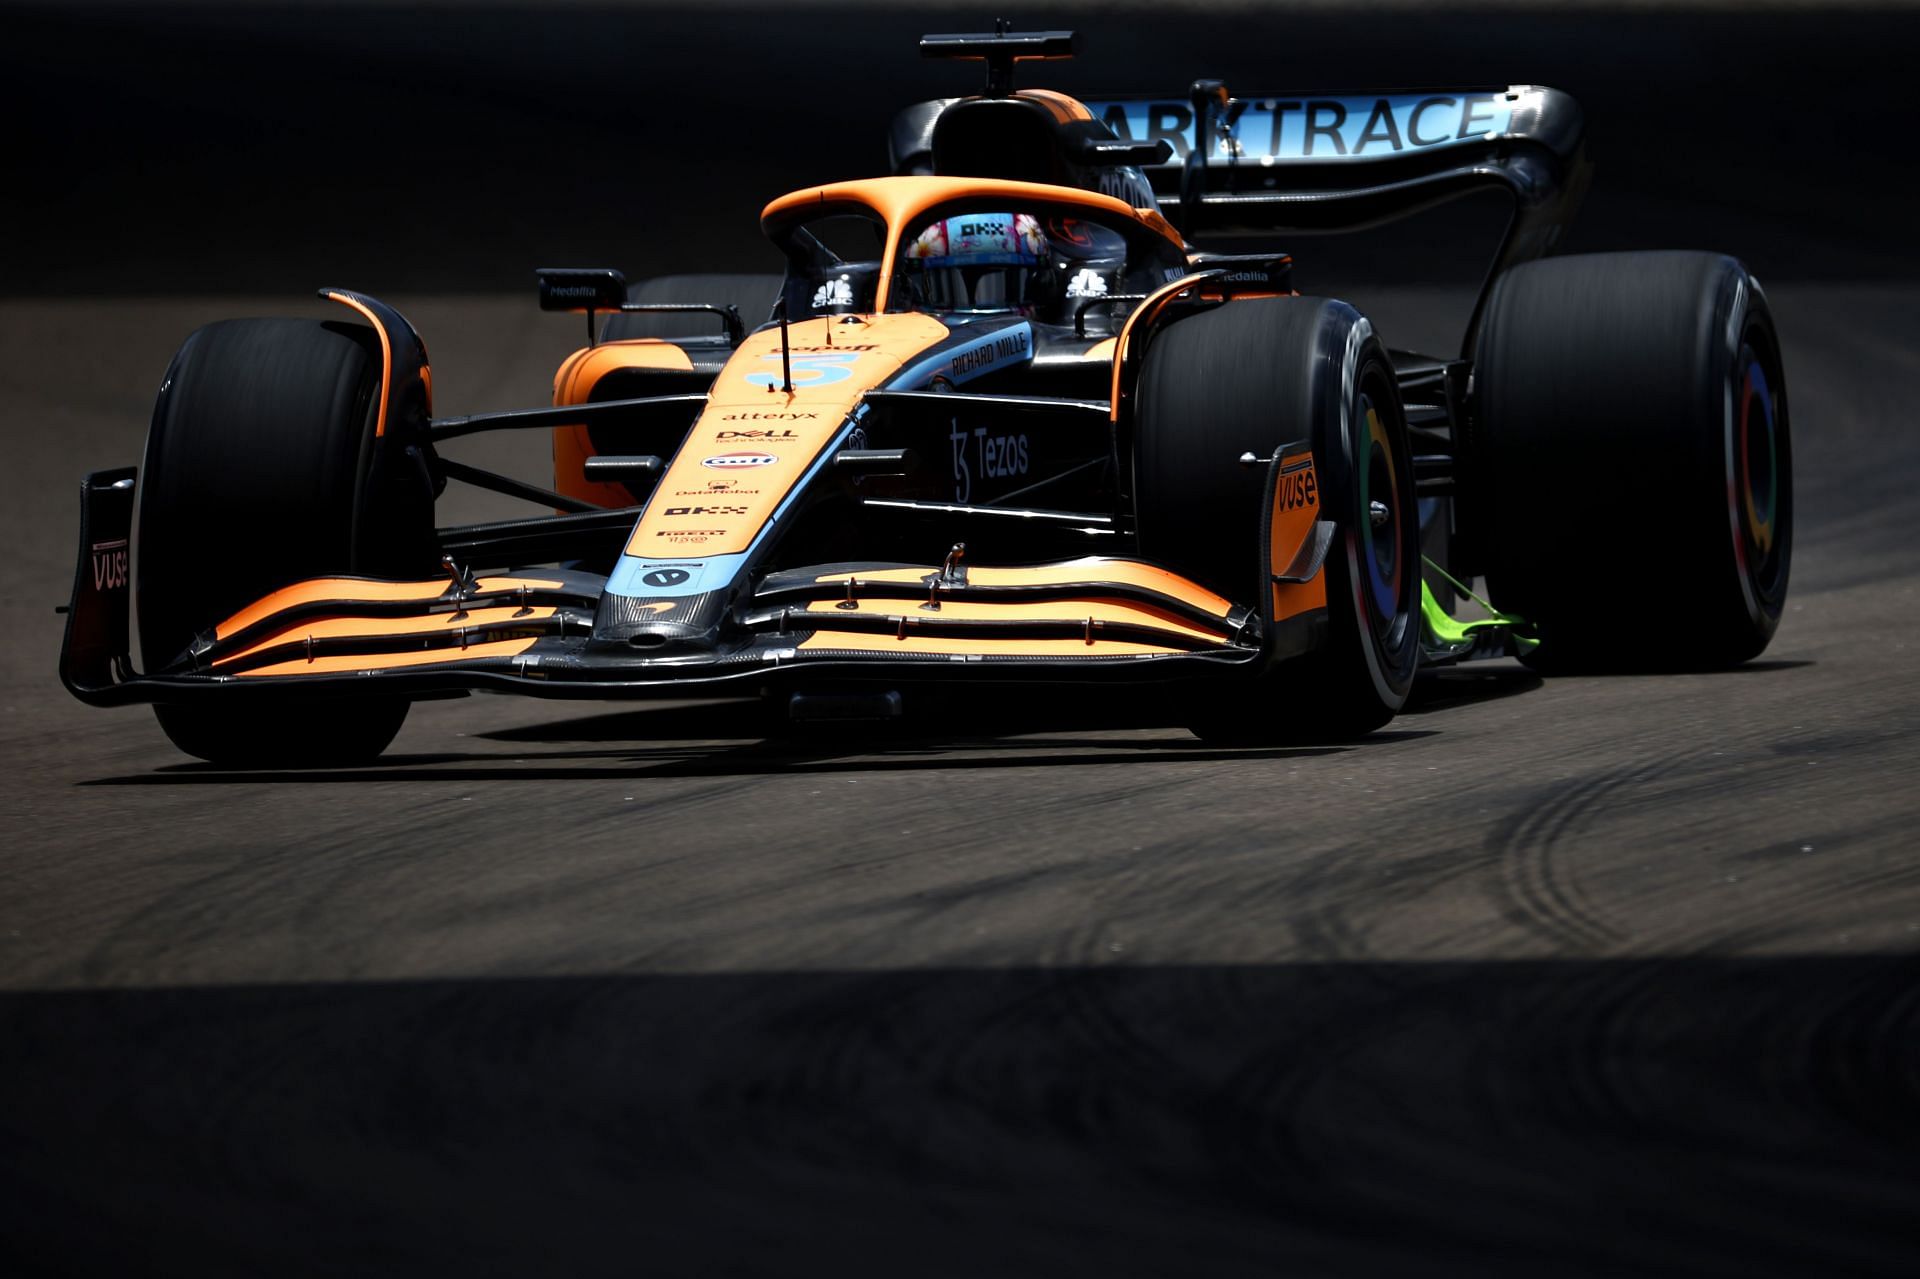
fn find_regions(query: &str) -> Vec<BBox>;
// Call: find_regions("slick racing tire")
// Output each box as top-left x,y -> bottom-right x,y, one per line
597,273 -> 785,343
136,318 -> 436,766
1135,297 -> 1421,742
1474,252 -> 1792,670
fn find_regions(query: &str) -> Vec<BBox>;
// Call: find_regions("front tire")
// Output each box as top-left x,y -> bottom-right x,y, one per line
1473,251 -> 1792,670
137,318 -> 433,766
1134,297 -> 1421,742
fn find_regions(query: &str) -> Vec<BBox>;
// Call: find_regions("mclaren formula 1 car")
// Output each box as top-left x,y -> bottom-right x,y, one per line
60,29 -> 1792,764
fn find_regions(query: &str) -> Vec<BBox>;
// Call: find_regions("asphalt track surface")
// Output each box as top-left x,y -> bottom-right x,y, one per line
5,6 -> 1920,1276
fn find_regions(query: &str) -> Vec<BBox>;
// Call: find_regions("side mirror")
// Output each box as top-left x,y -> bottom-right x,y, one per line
536,267 -> 630,347
1177,81 -> 1233,239
536,267 -> 629,314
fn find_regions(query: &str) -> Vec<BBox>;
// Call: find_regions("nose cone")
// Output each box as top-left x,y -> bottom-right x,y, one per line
593,588 -> 730,654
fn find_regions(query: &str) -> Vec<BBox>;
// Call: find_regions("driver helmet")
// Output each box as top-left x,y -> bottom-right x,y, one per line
900,212 -> 1053,314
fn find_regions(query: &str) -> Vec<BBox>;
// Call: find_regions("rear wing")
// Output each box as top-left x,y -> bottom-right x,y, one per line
1082,85 -> 1590,353
1081,85 -> 1585,226
896,31 -> 1590,354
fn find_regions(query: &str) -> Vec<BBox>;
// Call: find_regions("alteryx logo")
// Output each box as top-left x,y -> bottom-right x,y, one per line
701,452 -> 777,469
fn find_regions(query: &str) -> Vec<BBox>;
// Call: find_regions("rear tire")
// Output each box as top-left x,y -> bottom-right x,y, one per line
1135,297 -> 1422,742
1474,251 -> 1792,670
597,273 -> 784,343
137,318 -> 433,766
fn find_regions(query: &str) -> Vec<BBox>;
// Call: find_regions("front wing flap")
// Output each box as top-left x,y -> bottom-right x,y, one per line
65,447 -> 1531,711
63,475 -> 1270,705
57,441 -> 1349,707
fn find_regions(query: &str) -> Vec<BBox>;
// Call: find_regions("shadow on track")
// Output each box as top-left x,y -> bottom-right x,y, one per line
1403,665 -> 1544,714
77,681 -> 1474,783
76,738 -> 1381,787
74,655 -> 1796,787
1556,658 -> 1818,679
5,955 -> 1917,1276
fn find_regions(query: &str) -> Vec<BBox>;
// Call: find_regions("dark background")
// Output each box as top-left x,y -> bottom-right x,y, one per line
5,6 -> 1920,1277
7,4 -> 1915,295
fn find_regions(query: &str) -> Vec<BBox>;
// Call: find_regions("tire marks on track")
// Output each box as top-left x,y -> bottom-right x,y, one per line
1481,754 -> 1685,951
68,772 -> 771,986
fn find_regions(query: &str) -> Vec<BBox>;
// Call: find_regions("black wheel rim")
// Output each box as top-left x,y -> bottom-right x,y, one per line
1357,390 -> 1415,661
1733,336 -> 1789,609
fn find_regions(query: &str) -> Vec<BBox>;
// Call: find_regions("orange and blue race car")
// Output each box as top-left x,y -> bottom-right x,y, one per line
60,28 -> 1792,765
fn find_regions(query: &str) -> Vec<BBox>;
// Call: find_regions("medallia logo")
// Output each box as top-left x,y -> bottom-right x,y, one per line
701,452 -> 777,470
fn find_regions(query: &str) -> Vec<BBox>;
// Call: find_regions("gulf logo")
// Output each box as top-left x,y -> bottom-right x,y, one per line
701,451 -> 777,470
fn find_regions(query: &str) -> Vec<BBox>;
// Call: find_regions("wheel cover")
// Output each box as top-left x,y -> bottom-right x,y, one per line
1356,392 -> 1415,663
1734,341 -> 1788,606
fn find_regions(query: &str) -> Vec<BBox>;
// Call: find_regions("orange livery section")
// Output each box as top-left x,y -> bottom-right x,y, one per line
623,314 -> 949,559
553,339 -> 698,508
1268,448 -> 1329,622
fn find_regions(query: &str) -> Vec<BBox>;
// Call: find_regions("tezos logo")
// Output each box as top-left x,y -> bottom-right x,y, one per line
641,568 -> 692,588
701,452 -> 777,469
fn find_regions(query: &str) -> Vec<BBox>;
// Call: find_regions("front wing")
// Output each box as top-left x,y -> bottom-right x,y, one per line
61,472 -> 1275,707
